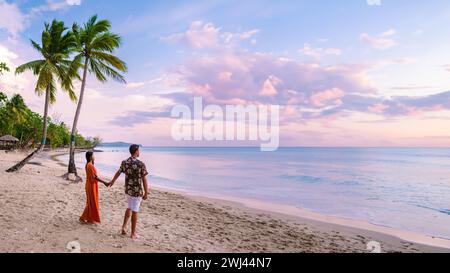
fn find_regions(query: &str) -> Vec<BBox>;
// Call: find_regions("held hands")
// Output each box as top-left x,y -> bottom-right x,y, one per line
143,191 -> 148,200
95,175 -> 110,187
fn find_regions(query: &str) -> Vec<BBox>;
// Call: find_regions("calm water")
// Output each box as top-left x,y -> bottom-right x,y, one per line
61,147 -> 450,239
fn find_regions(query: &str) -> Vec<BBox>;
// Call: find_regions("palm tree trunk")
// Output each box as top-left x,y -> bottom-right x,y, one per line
6,86 -> 51,172
66,58 -> 89,180
40,85 -> 50,151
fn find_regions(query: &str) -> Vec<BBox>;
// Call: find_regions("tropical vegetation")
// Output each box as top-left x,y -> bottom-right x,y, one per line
0,92 -> 100,149
0,16 -> 123,174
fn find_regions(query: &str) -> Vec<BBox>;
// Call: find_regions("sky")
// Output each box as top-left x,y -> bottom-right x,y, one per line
2,0 -> 450,147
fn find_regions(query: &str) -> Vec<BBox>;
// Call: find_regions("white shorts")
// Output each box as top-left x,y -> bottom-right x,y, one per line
127,196 -> 143,212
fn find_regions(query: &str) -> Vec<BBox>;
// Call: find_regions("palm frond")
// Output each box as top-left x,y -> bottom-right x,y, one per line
90,51 -> 127,72
91,59 -> 126,83
90,32 -> 121,53
15,60 -> 45,75
30,39 -> 43,54
48,79 -> 58,104
89,59 -> 107,82
35,63 -> 53,95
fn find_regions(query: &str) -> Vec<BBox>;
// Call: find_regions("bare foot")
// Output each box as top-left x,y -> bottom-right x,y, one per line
79,219 -> 88,225
131,233 -> 140,240
121,229 -> 128,235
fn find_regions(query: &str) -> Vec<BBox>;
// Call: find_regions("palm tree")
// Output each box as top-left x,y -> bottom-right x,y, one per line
6,20 -> 78,173
7,95 -> 28,120
0,62 -> 10,75
0,92 -> 7,104
2,94 -> 29,135
64,15 -> 127,182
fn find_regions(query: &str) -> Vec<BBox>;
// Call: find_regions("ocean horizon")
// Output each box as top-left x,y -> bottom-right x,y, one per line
59,146 -> 450,240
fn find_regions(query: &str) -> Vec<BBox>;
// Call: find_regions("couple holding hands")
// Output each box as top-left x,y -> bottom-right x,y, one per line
79,144 -> 149,240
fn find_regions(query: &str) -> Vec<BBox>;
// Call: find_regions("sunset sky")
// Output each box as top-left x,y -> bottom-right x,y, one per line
2,0 -> 450,146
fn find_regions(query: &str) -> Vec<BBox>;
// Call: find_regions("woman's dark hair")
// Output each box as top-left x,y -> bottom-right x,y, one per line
85,151 -> 94,164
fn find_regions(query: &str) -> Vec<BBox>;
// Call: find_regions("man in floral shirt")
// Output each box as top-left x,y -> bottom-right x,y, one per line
109,144 -> 149,239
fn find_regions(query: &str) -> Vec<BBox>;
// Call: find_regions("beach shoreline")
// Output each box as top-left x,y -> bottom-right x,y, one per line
0,149 -> 448,253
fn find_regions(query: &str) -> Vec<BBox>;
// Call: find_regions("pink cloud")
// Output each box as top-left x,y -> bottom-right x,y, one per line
112,21 -> 450,143
310,88 -> 345,107
218,71 -> 233,81
260,75 -> 282,97
162,21 -> 220,49
126,82 -> 146,89
177,50 -> 375,111
0,0 -> 26,37
299,43 -> 342,60
360,28 -> 397,50
222,29 -> 260,44
368,103 -> 390,114
162,21 -> 261,49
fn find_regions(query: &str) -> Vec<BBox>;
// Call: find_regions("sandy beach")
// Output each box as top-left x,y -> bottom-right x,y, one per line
0,150 -> 448,253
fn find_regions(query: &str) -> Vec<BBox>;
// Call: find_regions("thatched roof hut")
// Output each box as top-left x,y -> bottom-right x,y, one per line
0,135 -> 19,150
0,135 -> 19,142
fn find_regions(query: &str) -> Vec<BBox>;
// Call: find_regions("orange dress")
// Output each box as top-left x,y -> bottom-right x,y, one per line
80,162 -> 101,224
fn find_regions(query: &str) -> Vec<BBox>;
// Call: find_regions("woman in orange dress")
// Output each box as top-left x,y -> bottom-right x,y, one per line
80,151 -> 108,225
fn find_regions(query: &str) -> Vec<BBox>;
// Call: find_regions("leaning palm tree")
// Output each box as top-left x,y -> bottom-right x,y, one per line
6,20 -> 78,173
63,15 -> 127,182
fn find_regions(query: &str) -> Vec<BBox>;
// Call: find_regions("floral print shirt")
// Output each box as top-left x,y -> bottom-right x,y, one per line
120,157 -> 149,197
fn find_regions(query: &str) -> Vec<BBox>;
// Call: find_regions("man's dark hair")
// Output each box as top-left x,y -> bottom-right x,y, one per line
129,144 -> 140,155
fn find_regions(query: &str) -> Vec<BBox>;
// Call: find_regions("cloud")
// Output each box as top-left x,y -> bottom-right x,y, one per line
176,50 -> 375,108
171,51 -> 450,121
30,0 -> 82,16
49,84 -> 175,131
162,21 -> 260,49
309,88 -> 345,107
0,0 -> 82,39
360,28 -> 397,50
368,103 -> 389,114
0,43 -> 18,63
366,0 -> 381,6
113,21 -> 450,130
123,73 -> 187,93
222,29 -> 260,44
0,0 -> 26,37
112,49 -> 378,127
238,29 -> 260,40
162,21 -> 220,49
260,75 -> 282,97
49,0 -> 82,9
111,110 -> 172,127
0,43 -> 29,87
390,85 -> 436,91
126,82 -> 146,89
299,43 -> 342,60
370,57 -> 418,70
380,28 -> 396,37
66,0 -> 81,5
321,91 -> 450,118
